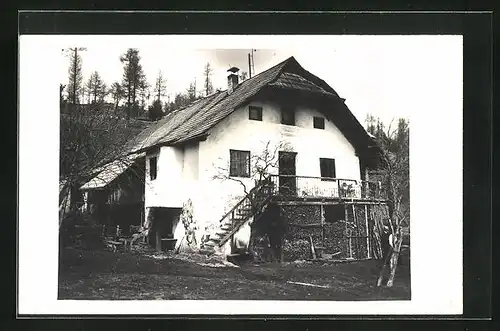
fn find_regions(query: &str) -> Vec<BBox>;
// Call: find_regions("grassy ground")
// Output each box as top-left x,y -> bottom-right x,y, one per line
58,248 -> 411,300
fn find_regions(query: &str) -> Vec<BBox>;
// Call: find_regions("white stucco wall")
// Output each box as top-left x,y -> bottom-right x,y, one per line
144,146 -> 185,208
143,100 -> 362,252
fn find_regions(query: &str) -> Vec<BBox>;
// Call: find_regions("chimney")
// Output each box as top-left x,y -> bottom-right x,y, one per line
227,67 -> 240,94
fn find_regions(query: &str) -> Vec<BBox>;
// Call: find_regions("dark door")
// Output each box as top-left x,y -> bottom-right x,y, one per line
279,151 -> 297,195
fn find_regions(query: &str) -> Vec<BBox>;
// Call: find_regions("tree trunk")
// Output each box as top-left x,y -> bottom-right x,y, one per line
386,234 -> 403,287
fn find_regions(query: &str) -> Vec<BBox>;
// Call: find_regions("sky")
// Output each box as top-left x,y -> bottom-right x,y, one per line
57,35 -> 462,128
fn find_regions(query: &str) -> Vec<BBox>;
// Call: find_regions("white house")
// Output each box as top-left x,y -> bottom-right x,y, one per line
82,56 -> 382,257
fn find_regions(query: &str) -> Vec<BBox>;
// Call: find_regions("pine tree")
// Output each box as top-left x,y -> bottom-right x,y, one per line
85,71 -> 108,104
109,82 -> 124,112
187,79 -> 197,102
203,62 -> 214,96
148,99 -> 163,121
120,48 -> 147,119
154,70 -> 167,101
66,48 -> 85,105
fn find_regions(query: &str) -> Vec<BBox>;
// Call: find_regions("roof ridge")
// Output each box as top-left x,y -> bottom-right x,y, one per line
272,71 -> 332,94
219,56 -> 295,93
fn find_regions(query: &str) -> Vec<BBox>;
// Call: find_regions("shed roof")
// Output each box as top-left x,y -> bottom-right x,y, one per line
80,153 -> 144,190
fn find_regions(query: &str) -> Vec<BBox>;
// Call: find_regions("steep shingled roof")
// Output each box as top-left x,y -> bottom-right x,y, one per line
129,57 -> 290,152
127,56 -> 374,157
128,92 -> 224,153
80,153 -> 144,190
269,72 -> 334,95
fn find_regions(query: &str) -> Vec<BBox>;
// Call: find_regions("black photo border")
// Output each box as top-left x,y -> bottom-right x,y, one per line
12,9 -> 492,326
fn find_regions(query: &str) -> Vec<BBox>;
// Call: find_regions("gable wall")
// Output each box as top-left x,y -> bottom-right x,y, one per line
190,100 -> 361,244
200,100 -> 360,182
142,99 -> 362,249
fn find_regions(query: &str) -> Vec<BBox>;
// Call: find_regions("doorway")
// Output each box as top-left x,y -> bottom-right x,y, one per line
149,207 -> 182,251
278,151 -> 297,196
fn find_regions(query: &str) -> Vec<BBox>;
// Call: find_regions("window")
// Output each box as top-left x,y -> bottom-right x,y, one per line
149,156 -> 158,180
230,150 -> 250,177
249,106 -> 263,121
320,158 -> 336,180
281,107 -> 295,126
313,116 -> 325,129
325,205 -> 345,222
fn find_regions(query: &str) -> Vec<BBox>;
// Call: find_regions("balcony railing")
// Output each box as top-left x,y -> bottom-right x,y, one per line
268,174 -> 387,201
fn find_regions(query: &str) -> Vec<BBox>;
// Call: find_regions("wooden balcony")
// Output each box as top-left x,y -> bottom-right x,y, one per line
268,174 -> 387,202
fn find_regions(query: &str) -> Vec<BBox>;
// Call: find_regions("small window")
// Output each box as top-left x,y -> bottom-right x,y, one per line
249,106 -> 263,121
325,205 -> 345,222
320,158 -> 336,180
281,107 -> 295,126
230,150 -> 250,177
313,116 -> 325,129
149,156 -> 158,180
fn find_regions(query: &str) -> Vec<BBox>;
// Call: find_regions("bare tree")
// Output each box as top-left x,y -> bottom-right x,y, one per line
109,82 -> 124,112
203,62 -> 214,96
374,118 -> 410,287
138,81 -> 151,114
85,71 -> 108,104
365,113 -> 377,135
154,70 -> 167,101
213,140 -> 290,196
59,105 -> 147,222
239,71 -> 248,82
212,140 -> 291,261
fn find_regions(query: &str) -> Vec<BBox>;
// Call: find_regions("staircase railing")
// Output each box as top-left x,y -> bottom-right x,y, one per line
216,176 -> 275,247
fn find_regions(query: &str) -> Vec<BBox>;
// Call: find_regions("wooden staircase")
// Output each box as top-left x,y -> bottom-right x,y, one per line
200,177 -> 275,255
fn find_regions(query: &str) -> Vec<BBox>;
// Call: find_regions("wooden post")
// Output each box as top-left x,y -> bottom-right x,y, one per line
153,210 -> 161,252
344,203 -> 349,257
371,205 -> 383,259
348,231 -> 353,259
320,204 -> 325,246
155,228 -> 162,252
337,180 -> 342,200
365,204 -> 371,259
309,235 -> 316,260
351,204 -> 358,259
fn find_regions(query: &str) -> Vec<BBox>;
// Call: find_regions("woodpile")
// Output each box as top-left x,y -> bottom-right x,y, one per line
279,204 -> 383,262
